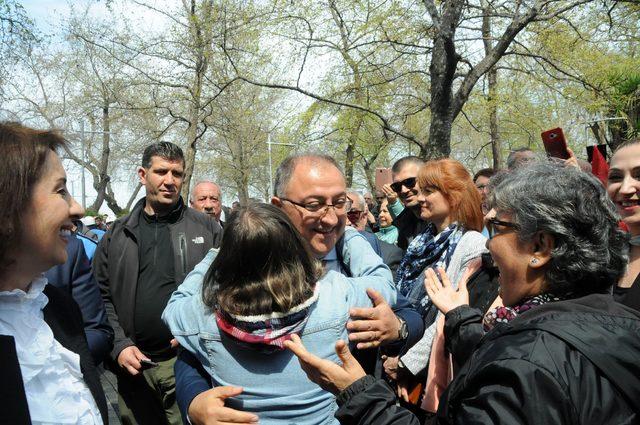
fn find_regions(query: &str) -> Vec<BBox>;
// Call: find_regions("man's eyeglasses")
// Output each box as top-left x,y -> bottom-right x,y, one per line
280,197 -> 352,215
390,177 -> 417,194
487,217 -> 519,239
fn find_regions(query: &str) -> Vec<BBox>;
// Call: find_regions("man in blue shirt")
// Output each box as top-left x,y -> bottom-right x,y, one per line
177,154 -> 423,424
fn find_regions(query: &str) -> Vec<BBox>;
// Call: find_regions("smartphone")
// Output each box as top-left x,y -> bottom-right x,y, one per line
541,127 -> 570,160
375,168 -> 393,192
140,359 -> 159,370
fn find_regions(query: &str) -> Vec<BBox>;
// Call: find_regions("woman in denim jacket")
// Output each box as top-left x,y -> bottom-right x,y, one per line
163,203 -> 396,425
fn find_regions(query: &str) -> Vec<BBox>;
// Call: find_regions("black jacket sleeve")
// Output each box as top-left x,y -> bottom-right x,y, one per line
443,305 -> 485,368
44,285 -> 109,423
93,225 -> 135,362
335,376 -> 421,425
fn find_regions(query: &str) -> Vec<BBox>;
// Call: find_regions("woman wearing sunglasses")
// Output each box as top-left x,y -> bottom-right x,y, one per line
286,162 -> 640,425
383,159 -> 486,404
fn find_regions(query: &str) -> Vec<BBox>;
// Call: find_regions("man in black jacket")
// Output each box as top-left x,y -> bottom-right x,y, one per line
388,156 -> 429,251
93,142 -> 222,425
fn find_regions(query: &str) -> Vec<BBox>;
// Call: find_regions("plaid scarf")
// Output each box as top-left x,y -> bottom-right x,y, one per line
215,285 -> 319,350
396,222 -> 464,317
483,293 -> 563,331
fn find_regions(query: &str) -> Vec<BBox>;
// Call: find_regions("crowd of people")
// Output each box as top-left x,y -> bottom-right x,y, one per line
1,120 -> 639,425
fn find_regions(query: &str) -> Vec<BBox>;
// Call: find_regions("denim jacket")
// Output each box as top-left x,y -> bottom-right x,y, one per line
162,228 -> 397,425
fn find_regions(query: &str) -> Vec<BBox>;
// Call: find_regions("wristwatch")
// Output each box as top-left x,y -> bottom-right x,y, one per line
397,315 -> 409,341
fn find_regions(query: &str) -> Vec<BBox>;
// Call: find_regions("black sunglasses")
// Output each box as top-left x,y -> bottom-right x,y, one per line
390,177 -> 417,193
487,217 -> 520,239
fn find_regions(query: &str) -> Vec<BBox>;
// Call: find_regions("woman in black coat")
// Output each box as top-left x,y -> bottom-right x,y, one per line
285,162 -> 640,425
0,123 -> 108,424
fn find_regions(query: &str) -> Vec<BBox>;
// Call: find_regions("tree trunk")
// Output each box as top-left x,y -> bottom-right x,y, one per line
362,162 -> 375,194
425,1 -> 464,159
180,0 -> 212,202
488,69 -> 501,170
90,102 -> 112,211
182,113 -> 200,202
482,1 -> 501,169
344,113 -> 364,187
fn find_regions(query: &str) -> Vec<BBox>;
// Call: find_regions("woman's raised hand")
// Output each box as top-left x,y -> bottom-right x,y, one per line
284,334 -> 366,395
425,259 -> 481,314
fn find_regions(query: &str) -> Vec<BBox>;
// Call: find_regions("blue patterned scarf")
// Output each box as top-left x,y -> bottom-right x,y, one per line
396,222 -> 464,317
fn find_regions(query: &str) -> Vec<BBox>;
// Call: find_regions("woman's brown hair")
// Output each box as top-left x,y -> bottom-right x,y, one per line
0,122 -> 66,277
202,202 -> 323,316
418,158 -> 483,232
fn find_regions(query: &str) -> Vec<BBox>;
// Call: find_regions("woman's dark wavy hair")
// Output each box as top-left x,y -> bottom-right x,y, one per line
0,122 -> 66,277
490,162 -> 628,296
202,202 -> 324,316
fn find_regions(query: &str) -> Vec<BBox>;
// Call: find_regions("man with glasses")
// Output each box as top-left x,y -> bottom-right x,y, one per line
386,156 -> 430,251
175,154 -> 424,425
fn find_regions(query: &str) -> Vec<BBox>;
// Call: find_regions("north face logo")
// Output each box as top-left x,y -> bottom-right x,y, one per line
192,236 -> 204,244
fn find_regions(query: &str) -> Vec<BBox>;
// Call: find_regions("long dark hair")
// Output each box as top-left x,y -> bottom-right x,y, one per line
202,202 -> 323,316
0,122 -> 66,277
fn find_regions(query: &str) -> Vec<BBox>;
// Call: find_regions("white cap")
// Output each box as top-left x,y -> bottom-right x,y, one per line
80,216 -> 95,226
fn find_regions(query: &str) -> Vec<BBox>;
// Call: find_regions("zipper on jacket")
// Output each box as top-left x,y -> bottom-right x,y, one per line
178,232 -> 187,275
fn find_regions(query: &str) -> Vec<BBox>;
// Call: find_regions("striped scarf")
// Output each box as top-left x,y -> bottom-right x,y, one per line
215,285 -> 319,350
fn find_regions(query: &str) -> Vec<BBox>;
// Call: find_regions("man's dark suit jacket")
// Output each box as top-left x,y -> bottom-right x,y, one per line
45,235 -> 114,364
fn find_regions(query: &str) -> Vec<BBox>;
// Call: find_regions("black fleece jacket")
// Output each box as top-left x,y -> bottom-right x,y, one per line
93,197 -> 222,363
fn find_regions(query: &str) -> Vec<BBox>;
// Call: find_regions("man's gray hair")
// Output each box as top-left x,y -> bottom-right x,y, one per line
490,162 -> 628,296
506,147 -> 536,170
273,153 -> 342,197
346,188 -> 365,210
190,180 -> 221,203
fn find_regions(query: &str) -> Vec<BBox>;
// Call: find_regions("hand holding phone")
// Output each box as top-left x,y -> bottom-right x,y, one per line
140,359 -> 159,370
375,168 -> 393,192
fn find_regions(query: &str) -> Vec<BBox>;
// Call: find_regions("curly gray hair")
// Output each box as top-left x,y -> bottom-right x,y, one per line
490,162 -> 628,296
